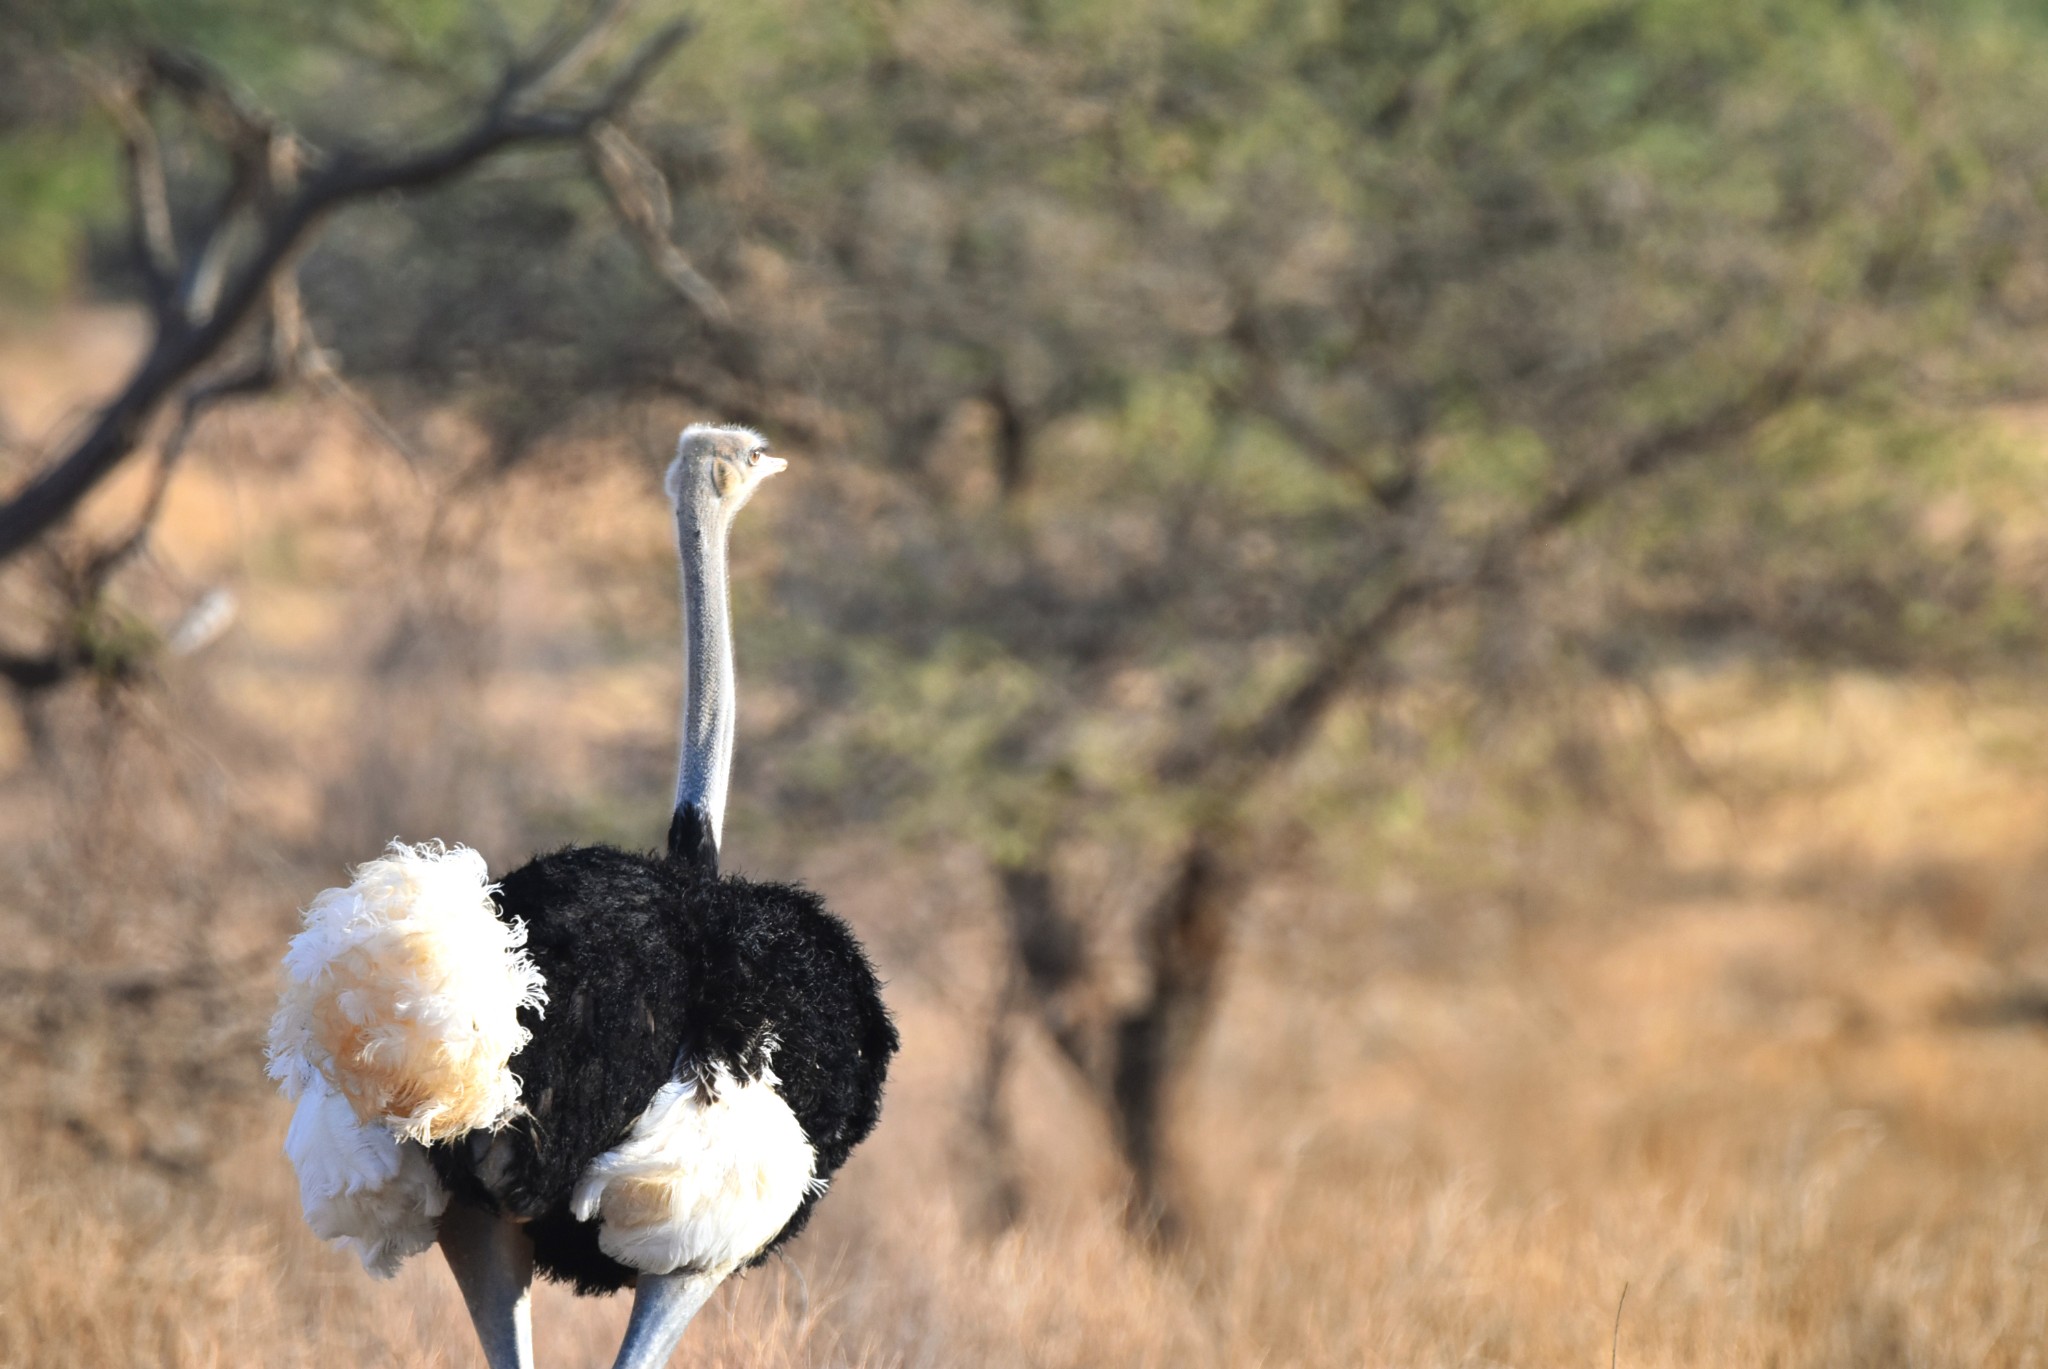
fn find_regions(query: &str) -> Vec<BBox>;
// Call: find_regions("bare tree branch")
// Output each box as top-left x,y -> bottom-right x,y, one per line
100,71 -> 179,314
587,120 -> 729,322
138,49 -> 287,322
1199,353 -> 1821,804
83,357 -> 278,591
0,3 -> 693,565
508,0 -> 634,110
1222,305 -> 1420,512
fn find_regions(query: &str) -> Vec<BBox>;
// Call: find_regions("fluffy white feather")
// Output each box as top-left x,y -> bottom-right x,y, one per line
285,1076 -> 448,1277
571,1062 -> 817,1276
267,839 -> 546,1143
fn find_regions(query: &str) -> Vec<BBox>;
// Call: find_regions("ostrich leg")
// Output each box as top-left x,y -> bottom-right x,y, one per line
610,1271 -> 724,1369
439,1204 -> 536,1369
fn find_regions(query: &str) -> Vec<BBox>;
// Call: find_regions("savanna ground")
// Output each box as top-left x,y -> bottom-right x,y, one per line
10,312 -> 2048,1369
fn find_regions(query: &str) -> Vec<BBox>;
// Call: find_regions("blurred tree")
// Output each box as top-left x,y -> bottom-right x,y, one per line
679,0 -> 2048,1240
12,0 -> 2048,1245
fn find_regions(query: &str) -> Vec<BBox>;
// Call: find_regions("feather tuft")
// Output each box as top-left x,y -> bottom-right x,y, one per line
285,1077 -> 447,1277
267,839 -> 545,1144
569,1062 -> 816,1276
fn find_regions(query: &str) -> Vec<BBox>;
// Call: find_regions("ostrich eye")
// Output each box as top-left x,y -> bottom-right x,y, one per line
748,449 -> 763,467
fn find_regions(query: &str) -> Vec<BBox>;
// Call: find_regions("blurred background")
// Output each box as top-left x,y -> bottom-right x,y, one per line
8,0 -> 2048,1364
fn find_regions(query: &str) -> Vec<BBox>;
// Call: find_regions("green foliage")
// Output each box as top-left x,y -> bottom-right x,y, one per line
0,130 -> 113,300
695,0 -> 2048,871
16,0 -> 2048,880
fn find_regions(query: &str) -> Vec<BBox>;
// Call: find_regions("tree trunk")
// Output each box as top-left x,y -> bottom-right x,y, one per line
1111,835 -> 1238,1243
990,832 -> 1240,1245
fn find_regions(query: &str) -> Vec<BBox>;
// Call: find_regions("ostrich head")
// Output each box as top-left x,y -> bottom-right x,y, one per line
665,423 -> 787,521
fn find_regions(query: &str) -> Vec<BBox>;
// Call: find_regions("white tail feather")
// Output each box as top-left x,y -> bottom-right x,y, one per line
267,840 -> 545,1143
285,1077 -> 447,1277
270,840 -> 545,1275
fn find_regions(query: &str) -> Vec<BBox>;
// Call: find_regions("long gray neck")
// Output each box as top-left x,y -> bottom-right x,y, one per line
674,497 -> 735,848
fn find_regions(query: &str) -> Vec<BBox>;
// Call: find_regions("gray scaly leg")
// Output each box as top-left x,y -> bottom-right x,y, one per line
438,1203 -> 535,1369
610,1269 -> 725,1369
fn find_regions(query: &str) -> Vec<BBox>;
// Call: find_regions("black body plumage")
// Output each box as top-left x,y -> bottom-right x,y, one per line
430,818 -> 897,1295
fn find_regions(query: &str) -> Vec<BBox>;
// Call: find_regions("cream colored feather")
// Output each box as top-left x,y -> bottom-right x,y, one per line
268,840 -> 545,1143
570,1061 -> 817,1276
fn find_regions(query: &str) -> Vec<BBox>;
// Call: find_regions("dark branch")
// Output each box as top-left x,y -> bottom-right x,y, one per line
0,4 -> 692,566
1198,353 -> 1824,805
0,649 -> 71,693
586,120 -> 729,322
85,355 -> 281,590
1223,305 -> 1420,512
140,48 -> 285,322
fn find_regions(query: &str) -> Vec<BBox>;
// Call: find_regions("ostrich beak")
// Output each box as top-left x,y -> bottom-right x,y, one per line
760,453 -> 789,478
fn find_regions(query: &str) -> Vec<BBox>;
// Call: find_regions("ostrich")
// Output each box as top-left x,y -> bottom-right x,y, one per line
268,425 -> 897,1369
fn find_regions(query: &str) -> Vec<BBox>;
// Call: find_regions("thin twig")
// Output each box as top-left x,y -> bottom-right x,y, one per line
1222,305 -> 1416,511
309,360 -> 433,475
97,69 -> 179,313
510,0 -> 634,110
68,349 -> 280,651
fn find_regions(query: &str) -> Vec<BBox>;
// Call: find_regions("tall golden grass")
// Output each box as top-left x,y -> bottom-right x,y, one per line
7,312 -> 2048,1367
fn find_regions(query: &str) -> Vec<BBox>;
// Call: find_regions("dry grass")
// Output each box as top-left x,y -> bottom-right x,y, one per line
8,311 -> 2048,1367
